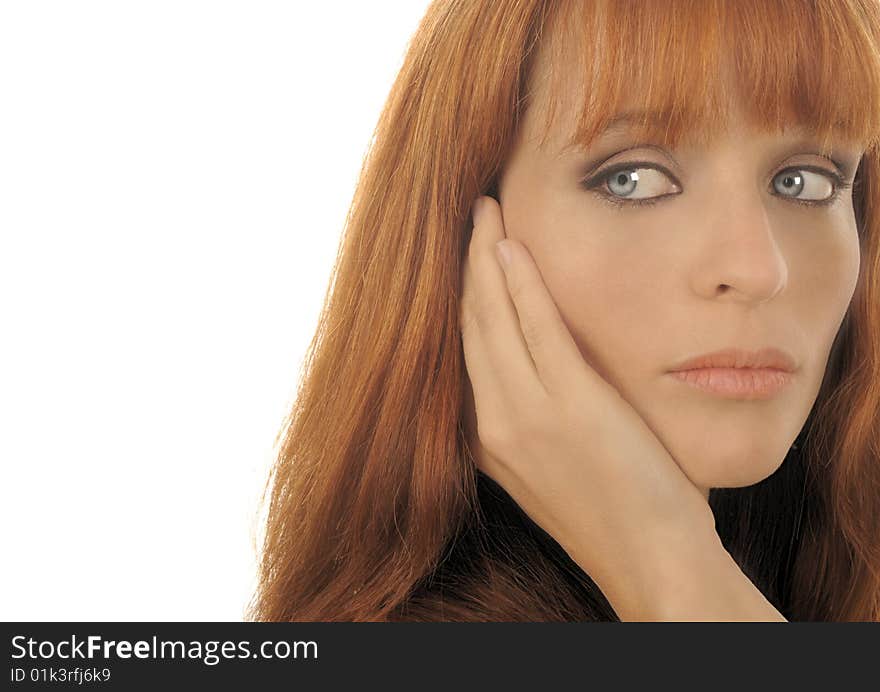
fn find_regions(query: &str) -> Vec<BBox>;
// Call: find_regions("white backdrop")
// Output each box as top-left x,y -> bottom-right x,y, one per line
0,0 -> 433,621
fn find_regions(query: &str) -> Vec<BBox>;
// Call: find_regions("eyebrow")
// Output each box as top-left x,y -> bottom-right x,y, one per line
575,111 -> 863,171
598,110 -> 672,135
599,110 -> 862,154
555,110 -> 669,157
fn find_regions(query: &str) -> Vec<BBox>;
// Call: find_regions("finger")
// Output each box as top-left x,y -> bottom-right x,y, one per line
494,235 -> 600,397
466,195 -> 547,402
460,252 -> 512,442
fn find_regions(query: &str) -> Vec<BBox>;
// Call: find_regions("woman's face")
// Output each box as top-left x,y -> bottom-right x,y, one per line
495,84 -> 864,496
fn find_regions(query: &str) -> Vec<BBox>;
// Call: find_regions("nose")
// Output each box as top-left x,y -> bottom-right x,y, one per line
690,186 -> 789,304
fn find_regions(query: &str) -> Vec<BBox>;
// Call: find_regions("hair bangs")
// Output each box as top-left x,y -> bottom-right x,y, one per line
533,0 -> 880,157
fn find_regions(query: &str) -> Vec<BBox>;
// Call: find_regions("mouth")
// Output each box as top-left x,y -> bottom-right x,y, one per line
669,346 -> 798,373
667,367 -> 794,400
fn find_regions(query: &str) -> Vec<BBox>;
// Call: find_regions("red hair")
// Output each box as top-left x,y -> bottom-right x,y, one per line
249,0 -> 880,621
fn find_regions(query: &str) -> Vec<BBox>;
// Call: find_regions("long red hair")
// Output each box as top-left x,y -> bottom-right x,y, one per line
249,0 -> 880,621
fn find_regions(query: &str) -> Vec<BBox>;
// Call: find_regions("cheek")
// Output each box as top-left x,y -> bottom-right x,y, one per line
806,203 -> 860,280
797,222 -> 861,336
838,230 -> 861,306
536,241 -> 661,388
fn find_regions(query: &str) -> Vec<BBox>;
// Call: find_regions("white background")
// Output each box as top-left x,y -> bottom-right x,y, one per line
0,1 -> 432,620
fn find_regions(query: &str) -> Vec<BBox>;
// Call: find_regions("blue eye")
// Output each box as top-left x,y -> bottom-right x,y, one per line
771,168 -> 841,203
581,162 -> 852,211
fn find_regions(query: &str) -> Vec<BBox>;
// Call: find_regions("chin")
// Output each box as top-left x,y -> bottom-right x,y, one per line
676,440 -> 789,490
670,432 -> 788,488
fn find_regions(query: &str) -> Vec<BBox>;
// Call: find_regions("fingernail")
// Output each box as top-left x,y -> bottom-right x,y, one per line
472,197 -> 485,225
495,240 -> 511,269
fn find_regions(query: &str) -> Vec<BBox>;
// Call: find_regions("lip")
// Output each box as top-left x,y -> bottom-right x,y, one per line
668,367 -> 793,399
669,347 -> 798,373
667,347 -> 798,400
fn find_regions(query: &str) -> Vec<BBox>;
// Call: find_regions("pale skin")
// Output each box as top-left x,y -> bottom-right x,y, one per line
459,68 -> 863,620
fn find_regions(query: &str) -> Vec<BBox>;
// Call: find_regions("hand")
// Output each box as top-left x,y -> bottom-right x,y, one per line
459,195 -> 719,607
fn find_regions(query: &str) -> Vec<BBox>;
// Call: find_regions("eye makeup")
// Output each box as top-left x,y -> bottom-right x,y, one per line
577,150 -> 856,212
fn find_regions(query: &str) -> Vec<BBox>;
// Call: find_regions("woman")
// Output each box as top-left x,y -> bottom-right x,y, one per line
249,0 -> 880,621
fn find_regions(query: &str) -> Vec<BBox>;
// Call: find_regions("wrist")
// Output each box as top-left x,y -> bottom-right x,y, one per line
575,516 -> 722,621
648,541 -> 787,621
600,528 -> 786,622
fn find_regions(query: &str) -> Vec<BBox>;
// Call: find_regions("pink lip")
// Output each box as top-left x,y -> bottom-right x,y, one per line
667,347 -> 798,400
669,347 -> 797,373
668,367 -> 793,400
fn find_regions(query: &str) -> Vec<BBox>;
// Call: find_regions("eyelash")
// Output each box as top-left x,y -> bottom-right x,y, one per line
581,161 -> 854,212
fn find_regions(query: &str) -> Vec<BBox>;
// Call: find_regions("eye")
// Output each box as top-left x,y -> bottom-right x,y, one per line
771,167 -> 846,206
581,161 -> 852,210
584,162 -> 681,208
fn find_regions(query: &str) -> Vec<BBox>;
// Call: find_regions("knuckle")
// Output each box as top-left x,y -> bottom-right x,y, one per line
557,393 -> 596,439
478,404 -> 552,461
462,296 -> 499,336
507,275 -> 527,303
466,238 -> 480,269
476,301 -> 503,331
519,405 -> 554,444
459,299 -> 478,337
478,418 -> 517,459
519,314 -> 543,350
